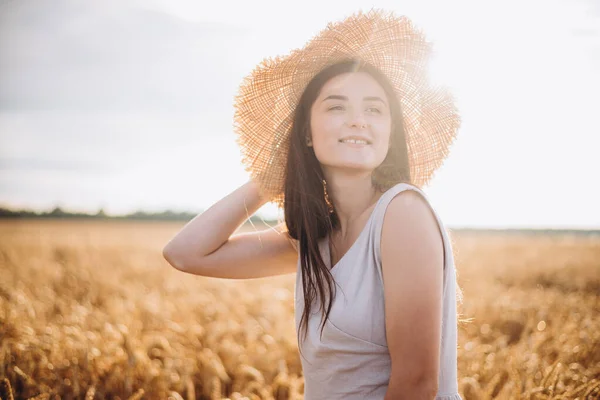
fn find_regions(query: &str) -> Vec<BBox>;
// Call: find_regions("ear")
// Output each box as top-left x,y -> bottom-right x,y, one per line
306,135 -> 313,147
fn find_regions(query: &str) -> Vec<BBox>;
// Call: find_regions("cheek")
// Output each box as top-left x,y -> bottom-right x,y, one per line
374,122 -> 392,159
310,113 -> 343,144
373,119 -> 392,141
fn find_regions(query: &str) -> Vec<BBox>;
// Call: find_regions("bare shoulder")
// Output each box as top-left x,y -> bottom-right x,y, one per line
383,189 -> 439,231
381,189 -> 443,269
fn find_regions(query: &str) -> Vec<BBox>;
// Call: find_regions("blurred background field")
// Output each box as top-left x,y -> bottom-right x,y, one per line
0,220 -> 598,400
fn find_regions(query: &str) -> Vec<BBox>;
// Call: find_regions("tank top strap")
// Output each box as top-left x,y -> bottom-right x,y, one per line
368,182 -> 453,290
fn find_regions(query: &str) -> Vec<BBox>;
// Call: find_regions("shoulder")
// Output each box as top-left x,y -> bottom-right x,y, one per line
383,188 -> 438,232
380,188 -> 443,267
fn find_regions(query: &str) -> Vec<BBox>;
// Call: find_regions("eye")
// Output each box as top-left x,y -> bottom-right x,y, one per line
328,105 -> 345,111
366,107 -> 381,114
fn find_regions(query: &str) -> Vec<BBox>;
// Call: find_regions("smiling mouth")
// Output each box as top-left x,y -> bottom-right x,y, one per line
338,139 -> 371,145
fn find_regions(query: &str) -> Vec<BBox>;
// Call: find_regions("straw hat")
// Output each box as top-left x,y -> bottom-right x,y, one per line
233,9 -> 460,208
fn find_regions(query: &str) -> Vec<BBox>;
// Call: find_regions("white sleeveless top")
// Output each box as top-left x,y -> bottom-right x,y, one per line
294,183 -> 462,400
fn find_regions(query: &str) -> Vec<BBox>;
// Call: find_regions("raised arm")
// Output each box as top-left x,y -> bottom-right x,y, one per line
162,180 -> 298,279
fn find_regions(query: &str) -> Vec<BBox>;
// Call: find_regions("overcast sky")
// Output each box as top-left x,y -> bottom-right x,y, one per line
1,0 -> 599,228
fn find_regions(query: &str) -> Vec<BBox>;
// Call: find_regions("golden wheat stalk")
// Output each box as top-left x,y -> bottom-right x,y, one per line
0,378 -> 14,400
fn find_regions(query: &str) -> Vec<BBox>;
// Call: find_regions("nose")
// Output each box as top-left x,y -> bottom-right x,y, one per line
347,110 -> 368,129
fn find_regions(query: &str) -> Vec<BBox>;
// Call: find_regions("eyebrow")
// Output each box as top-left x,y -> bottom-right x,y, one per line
322,95 -> 387,104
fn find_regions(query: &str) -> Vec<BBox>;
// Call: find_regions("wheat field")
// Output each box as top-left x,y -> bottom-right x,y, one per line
0,220 -> 598,400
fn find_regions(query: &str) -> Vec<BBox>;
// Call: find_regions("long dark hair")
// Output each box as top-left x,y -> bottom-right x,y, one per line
283,58 -> 411,351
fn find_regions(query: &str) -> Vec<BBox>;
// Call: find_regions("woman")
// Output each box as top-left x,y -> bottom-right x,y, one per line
163,10 -> 462,400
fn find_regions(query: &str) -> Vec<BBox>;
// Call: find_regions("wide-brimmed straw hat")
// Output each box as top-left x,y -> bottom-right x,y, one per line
233,9 -> 461,208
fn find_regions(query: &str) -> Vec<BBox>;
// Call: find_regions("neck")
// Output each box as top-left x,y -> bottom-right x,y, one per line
323,170 -> 382,236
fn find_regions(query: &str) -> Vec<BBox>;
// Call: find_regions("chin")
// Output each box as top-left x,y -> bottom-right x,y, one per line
328,161 -> 381,173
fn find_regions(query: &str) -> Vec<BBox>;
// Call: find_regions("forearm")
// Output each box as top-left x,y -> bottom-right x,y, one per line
163,180 -> 268,263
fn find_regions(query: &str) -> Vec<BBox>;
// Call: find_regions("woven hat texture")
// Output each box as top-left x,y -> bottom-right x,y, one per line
233,9 -> 461,208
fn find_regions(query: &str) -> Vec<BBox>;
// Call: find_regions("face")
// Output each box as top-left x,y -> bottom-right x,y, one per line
308,71 -> 392,177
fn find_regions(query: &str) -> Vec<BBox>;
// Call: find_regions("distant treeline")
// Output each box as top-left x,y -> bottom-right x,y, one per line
0,206 -> 598,235
0,206 -> 279,224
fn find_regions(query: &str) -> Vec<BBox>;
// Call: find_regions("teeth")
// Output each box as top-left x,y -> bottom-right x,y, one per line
340,139 -> 368,144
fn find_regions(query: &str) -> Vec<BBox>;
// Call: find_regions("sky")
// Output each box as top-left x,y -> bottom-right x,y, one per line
0,0 -> 599,228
